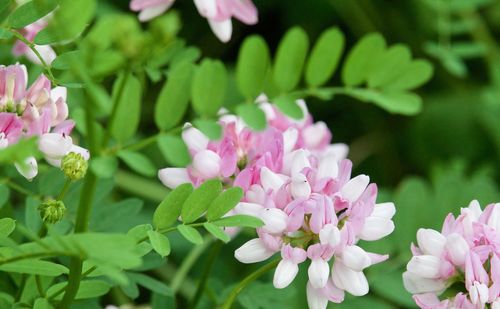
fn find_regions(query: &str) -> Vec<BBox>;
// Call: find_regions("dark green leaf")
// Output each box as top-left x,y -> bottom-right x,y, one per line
147,231 -> 171,257
203,222 -> 230,243
181,179 -> 222,223
211,215 -> 264,228
207,187 -> 243,221
118,150 -> 156,178
157,135 -> 191,167
111,73 -> 142,143
236,35 -> 271,99
191,59 -> 227,117
177,224 -> 203,245
153,183 -> 193,229
273,27 -> 309,92
8,0 -> 56,29
155,62 -> 196,130
306,27 -> 345,87
128,272 -> 173,297
236,104 -> 267,131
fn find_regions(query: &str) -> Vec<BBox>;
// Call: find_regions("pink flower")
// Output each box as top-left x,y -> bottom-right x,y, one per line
12,16 -> 56,65
403,200 -> 500,308
130,0 -> 257,42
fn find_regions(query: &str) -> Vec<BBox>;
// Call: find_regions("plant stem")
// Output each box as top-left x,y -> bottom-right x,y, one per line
101,71 -> 130,148
171,237 -> 214,294
35,275 -> 46,297
189,241 -> 222,309
219,259 -> 280,309
57,179 -> 72,201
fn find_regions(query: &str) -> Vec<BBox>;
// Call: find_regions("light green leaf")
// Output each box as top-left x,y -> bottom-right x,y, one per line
111,73 -> 142,143
118,150 -> 156,178
52,50 -> 82,70
273,27 -> 309,92
153,183 -> 193,229
211,215 -> 264,228
33,298 -> 53,309
346,89 -> 423,115
157,135 -> 191,167
274,96 -> 303,120
384,60 -> 434,90
306,27 -> 345,87
236,35 -> 271,99
0,137 -> 38,164
47,280 -> 111,300
155,62 -> 195,130
0,218 -> 15,237
236,104 -> 267,131
342,33 -> 386,86
128,272 -> 173,297
177,224 -> 203,245
0,29 -> 12,40
8,0 -> 56,29
203,222 -> 230,243
0,260 -> 68,276
193,119 -> 222,140
35,0 -> 96,44
127,224 -> 153,242
207,187 -> 243,221
147,231 -> 171,257
90,156 -> 118,178
181,180 -> 222,223
191,59 -> 227,117
368,44 -> 412,88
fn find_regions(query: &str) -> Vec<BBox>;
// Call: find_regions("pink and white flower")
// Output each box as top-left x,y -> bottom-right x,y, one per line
403,200 -> 500,308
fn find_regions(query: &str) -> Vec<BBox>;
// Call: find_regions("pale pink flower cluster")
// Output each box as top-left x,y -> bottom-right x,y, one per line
0,64 -> 88,180
158,96 -> 396,308
130,0 -> 258,42
403,200 -> 500,309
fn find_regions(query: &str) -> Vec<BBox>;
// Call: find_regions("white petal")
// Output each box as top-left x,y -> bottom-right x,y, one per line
341,175 -> 369,202
15,156 -> 38,180
317,155 -> 339,180
260,167 -> 285,192
306,281 -> 328,309
487,203 -> 500,231
322,143 -> 349,161
319,224 -> 341,247
138,2 -> 172,21
302,122 -> 328,149
291,174 -> 311,199
417,228 -> 446,257
469,282 -> 489,306
283,128 -> 298,154
402,271 -> 446,294
308,259 -> 330,289
340,246 -> 371,271
38,133 -> 73,159
370,202 -> 396,219
194,0 -> 217,17
290,149 -> 310,177
358,217 -> 394,241
208,18 -> 232,43
407,255 -> 441,279
331,261 -> 369,296
158,168 -> 191,189
445,233 -> 469,266
182,125 -> 209,152
192,149 -> 221,179
234,238 -> 274,263
260,208 -> 288,234
234,202 -> 265,217
273,259 -> 299,289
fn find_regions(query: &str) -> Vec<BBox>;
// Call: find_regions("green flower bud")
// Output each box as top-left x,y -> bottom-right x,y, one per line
61,152 -> 88,180
38,199 -> 66,224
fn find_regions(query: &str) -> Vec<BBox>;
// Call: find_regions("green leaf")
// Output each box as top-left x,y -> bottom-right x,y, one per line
203,222 -> 230,243
273,27 -> 309,92
0,218 -> 15,237
153,183 -> 193,229
128,272 -> 173,297
370,269 -> 416,307
181,179 -> 222,223
127,224 -> 153,242
35,0 -> 96,44
0,137 -> 38,164
0,28 -> 13,40
155,62 -> 195,130
305,27 -> 345,87
342,33 -> 386,86
368,44 -> 412,88
157,135 -> 191,167
33,298 -> 53,309
211,215 -> 264,228
177,224 -> 203,245
236,35 -> 271,99
236,104 -> 267,131
111,73 -> 142,143
47,280 -> 111,300
118,150 -> 156,178
0,185 -> 10,209
191,59 -> 227,117
51,50 -> 82,70
193,119 -> 222,140
346,89 -> 423,115
207,187 -> 243,221
384,60 -> 434,90
274,96 -> 303,120
147,231 -> 171,257
90,156 -> 118,178
8,0 -> 56,29
0,260 -> 68,276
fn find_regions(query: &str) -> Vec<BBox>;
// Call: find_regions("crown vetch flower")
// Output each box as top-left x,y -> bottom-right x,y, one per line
403,200 -> 500,308
12,16 -> 56,65
130,0 -> 258,42
0,64 -> 89,180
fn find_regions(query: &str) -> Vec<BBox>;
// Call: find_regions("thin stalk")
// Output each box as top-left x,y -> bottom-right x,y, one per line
1,178 -> 39,198
57,179 -> 72,201
219,259 -> 280,309
189,241 -> 222,309
101,71 -> 130,148
35,275 -> 46,297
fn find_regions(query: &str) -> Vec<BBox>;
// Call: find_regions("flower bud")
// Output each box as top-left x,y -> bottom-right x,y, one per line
341,175 -> 369,203
331,260 -> 369,296
417,228 -> 446,257
192,150 -> 221,179
407,255 -> 441,279
61,152 -> 88,180
340,245 -> 371,271
234,238 -> 275,263
38,199 -> 66,224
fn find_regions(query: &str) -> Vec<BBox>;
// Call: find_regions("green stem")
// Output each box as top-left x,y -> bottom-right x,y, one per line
171,237 -> 214,294
35,275 -> 46,297
0,178 -> 40,198
101,71 -> 130,148
189,241 -> 222,309
57,179 -> 72,201
219,259 -> 280,309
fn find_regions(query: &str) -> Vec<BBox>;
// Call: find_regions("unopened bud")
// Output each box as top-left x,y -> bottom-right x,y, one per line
38,199 -> 66,224
61,152 -> 87,180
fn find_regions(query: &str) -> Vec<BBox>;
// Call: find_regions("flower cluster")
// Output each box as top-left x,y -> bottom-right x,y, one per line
130,0 -> 258,42
158,96 -> 396,308
403,200 -> 500,308
0,64 -> 89,179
